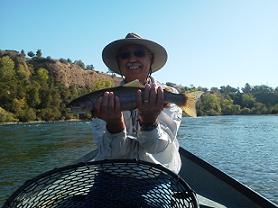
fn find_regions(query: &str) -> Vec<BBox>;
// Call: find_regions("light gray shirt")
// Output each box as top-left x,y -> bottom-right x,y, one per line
91,83 -> 182,174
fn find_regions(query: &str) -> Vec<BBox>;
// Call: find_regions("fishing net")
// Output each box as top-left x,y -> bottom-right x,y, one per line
3,159 -> 198,208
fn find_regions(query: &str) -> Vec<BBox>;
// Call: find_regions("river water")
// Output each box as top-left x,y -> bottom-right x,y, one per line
0,115 -> 277,206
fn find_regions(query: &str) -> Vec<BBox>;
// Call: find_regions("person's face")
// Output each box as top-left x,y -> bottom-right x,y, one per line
117,44 -> 153,83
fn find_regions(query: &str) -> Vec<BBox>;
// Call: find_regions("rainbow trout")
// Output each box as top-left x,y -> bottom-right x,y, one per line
67,80 -> 203,117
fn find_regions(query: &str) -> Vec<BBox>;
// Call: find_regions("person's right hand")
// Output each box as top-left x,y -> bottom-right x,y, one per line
136,84 -> 164,126
93,91 -> 125,133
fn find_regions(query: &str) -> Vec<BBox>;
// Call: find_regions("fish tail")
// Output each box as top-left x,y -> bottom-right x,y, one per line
180,91 -> 203,117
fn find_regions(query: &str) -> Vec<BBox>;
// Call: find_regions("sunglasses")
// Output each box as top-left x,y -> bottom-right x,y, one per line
117,49 -> 151,60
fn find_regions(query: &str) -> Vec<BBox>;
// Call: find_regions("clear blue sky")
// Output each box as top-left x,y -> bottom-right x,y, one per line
1,0 -> 277,89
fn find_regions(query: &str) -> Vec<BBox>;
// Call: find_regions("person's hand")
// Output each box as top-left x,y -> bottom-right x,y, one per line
137,84 -> 164,126
93,91 -> 125,133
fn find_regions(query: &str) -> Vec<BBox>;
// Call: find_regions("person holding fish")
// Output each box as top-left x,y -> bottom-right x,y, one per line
68,33 -> 201,174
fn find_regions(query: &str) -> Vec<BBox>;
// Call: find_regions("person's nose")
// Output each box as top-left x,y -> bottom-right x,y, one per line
128,52 -> 137,62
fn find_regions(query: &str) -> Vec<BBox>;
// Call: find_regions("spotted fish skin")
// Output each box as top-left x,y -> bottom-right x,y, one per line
67,86 -> 203,117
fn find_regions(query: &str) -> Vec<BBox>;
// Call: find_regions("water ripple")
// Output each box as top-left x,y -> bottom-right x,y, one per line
0,117 -> 277,205
179,115 -> 278,204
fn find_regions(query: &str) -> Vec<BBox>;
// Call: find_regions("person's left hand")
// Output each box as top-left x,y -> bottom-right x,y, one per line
137,83 -> 164,125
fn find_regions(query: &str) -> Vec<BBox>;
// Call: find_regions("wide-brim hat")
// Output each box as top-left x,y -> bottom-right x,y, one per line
102,33 -> 168,74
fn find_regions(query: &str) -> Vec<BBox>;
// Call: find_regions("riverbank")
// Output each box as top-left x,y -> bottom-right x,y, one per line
0,119 -> 85,126
2,114 -> 277,126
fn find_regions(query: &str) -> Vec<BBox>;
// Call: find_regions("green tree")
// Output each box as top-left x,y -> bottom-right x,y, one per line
199,93 -> 221,116
221,98 -> 233,115
50,89 -> 62,107
59,58 -> 68,64
221,98 -> 241,115
36,49 -> 42,58
74,60 -> 85,69
27,81 -> 41,108
20,50 -> 26,57
86,64 -> 94,70
18,108 -> 36,122
241,94 -> 256,108
231,104 -> 241,114
0,56 -> 17,110
35,67 -> 49,81
271,104 -> 278,114
16,64 -> 31,80
39,89 -> 52,108
38,107 -> 61,121
220,85 -> 239,95
27,51 -> 35,58
0,56 -> 15,80
210,87 -> 220,93
251,85 -> 276,105
11,98 -> 27,113
251,102 -> 268,114
242,83 -> 252,94
0,107 -> 18,122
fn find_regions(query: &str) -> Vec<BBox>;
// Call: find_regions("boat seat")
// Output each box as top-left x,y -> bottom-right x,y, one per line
197,194 -> 227,208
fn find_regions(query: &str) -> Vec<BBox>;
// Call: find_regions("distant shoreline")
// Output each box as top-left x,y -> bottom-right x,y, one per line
1,114 -> 277,126
0,119 -> 86,126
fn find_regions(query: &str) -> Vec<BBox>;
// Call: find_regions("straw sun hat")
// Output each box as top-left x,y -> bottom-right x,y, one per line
102,33 -> 168,74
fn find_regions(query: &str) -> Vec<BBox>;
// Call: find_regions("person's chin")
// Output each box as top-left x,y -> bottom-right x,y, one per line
126,74 -> 143,82
126,68 -> 143,76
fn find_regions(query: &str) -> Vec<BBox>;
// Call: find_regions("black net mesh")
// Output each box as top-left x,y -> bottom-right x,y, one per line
3,159 -> 198,208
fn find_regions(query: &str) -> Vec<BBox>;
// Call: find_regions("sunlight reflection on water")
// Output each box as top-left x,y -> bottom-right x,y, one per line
0,121 -> 96,206
179,115 -> 278,204
0,116 -> 277,205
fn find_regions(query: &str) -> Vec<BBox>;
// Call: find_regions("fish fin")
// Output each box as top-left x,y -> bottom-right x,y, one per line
181,91 -> 203,117
123,79 -> 144,88
164,86 -> 176,93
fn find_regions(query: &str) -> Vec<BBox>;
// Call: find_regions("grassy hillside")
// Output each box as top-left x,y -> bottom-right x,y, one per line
0,50 -> 121,122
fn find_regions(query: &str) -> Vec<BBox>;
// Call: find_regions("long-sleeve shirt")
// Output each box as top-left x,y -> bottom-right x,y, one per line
91,81 -> 182,174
